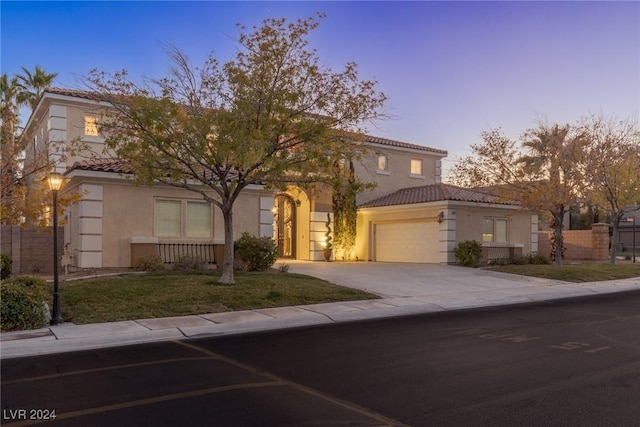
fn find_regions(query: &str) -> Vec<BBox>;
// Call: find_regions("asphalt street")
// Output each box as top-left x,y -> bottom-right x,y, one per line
2,290 -> 639,426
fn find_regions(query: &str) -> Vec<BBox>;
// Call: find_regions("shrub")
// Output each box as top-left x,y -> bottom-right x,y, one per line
234,232 -> 278,271
488,253 -> 551,266
135,255 -> 165,271
527,252 -> 550,265
1,275 -> 50,331
173,254 -> 206,271
1,253 -> 12,280
454,240 -> 483,267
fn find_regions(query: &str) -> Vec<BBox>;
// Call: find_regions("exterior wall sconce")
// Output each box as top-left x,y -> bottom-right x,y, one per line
437,211 -> 444,224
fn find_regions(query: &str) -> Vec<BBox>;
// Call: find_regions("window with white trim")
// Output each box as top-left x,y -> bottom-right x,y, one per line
154,199 -> 212,238
410,158 -> 422,175
84,115 -> 99,136
377,154 -> 388,171
483,218 -> 508,243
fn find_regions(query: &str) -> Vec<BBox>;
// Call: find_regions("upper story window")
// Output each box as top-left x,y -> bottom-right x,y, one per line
410,158 -> 423,177
377,154 -> 388,172
84,115 -> 99,136
155,199 -> 212,238
483,218 -> 508,243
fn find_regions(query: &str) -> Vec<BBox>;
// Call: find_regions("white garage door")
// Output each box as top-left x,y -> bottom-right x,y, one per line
375,221 -> 440,263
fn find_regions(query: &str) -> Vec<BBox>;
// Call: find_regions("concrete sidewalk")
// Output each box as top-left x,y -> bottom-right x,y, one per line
2,264 -> 640,360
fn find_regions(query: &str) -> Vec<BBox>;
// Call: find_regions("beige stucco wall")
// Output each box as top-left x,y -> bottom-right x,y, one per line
354,149 -> 443,205
63,174 -> 265,268
454,205 -> 533,254
356,201 -> 534,264
23,95 -> 116,177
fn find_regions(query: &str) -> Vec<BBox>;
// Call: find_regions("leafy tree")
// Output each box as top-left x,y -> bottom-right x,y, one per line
85,15 -> 386,284
1,67 -> 63,226
450,123 -> 588,266
331,157 -> 373,260
580,115 -> 640,263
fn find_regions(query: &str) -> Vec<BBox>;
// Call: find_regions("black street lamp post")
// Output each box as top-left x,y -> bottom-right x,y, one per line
633,215 -> 637,264
48,172 -> 64,325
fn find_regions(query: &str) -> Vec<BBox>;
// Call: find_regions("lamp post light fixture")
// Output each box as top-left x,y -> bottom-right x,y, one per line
47,172 -> 64,325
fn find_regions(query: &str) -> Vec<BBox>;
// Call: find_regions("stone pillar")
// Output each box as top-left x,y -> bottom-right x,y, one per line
591,223 -> 610,261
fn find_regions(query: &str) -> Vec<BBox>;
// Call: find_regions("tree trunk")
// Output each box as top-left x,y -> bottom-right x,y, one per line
219,206 -> 235,285
610,217 -> 620,265
553,206 -> 565,267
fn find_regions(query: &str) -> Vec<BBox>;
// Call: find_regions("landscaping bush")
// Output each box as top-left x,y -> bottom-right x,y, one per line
526,252 -> 550,265
1,275 -> 50,331
173,254 -> 206,271
488,253 -> 551,266
135,255 -> 165,271
1,253 -> 12,279
454,240 -> 483,267
234,232 -> 278,271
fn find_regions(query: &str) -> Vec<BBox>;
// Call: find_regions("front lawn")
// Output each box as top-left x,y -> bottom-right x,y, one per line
487,263 -> 640,283
59,271 -> 378,324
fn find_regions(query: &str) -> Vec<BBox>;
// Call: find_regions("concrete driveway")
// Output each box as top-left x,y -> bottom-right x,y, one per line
286,260 -> 563,298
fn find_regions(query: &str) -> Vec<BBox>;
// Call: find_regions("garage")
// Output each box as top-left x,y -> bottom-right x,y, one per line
374,221 -> 440,263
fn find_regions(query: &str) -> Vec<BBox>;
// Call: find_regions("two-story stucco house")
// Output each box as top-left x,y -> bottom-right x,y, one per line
23,88 -> 537,269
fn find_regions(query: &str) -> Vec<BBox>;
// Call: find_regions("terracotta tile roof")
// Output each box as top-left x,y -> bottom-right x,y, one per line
364,135 -> 447,155
44,88 -> 446,156
67,158 -> 241,183
359,183 -> 519,208
67,159 -> 133,174
46,87 -> 106,102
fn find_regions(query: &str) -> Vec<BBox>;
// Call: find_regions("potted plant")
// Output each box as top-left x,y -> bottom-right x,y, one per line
323,213 -> 333,261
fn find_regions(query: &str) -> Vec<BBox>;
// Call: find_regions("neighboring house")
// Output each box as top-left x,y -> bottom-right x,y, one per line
22,88 -> 534,268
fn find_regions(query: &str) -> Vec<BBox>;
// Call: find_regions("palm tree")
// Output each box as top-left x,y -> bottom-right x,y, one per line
1,74 -> 28,224
17,66 -> 58,109
519,123 -> 587,267
1,66 -> 57,224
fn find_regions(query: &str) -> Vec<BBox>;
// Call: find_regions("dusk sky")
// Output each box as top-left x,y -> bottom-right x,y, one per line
2,1 -> 639,178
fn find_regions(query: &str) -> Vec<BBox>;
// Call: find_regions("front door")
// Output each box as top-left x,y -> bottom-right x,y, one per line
274,194 -> 296,258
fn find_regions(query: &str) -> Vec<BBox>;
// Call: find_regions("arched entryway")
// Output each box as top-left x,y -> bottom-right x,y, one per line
274,194 -> 296,258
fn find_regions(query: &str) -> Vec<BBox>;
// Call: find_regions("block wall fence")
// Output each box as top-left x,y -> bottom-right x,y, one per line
537,223 -> 609,261
1,225 -> 64,275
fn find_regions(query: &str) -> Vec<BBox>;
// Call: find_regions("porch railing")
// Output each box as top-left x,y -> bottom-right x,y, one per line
157,243 -> 216,265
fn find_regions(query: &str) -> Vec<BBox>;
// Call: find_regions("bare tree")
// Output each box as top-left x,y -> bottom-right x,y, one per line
580,114 -> 640,263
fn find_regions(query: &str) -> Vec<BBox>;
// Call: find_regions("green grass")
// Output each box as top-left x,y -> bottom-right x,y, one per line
57,271 -> 378,324
487,263 -> 640,283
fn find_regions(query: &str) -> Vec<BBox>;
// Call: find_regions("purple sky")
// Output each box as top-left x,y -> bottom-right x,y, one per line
2,1 -> 639,178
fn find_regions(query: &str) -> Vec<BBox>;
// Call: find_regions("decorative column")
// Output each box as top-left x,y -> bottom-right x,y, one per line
77,184 -> 104,268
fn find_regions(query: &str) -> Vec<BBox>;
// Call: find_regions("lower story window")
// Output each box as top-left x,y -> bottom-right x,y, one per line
155,199 -> 212,238
483,218 -> 507,243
